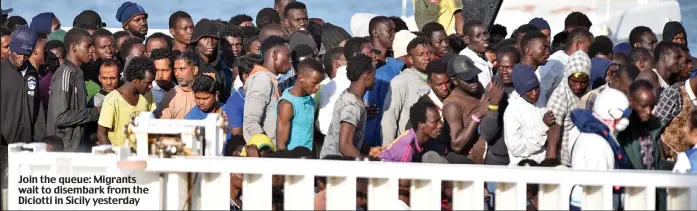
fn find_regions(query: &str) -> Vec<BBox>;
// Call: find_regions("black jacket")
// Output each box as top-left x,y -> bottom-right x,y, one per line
195,49 -> 231,103
1,58 -> 43,145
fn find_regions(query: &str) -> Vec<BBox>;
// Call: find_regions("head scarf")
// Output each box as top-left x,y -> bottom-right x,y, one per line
662,21 -> 686,43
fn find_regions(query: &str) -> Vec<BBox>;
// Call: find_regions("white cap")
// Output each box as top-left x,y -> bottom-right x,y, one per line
393,30 -> 417,58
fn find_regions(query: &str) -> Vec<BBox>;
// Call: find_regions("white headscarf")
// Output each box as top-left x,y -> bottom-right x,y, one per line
350,13 -> 377,37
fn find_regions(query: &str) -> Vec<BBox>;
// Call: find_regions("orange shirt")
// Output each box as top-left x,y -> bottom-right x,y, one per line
158,85 -> 196,119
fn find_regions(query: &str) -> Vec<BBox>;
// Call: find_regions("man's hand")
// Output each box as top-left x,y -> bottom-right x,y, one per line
543,111 -> 556,126
245,145 -> 260,157
475,95 -> 491,117
487,81 -> 504,106
368,146 -> 385,158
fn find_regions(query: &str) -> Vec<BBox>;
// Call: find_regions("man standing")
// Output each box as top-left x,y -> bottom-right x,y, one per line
617,80 -> 662,170
243,35 -> 291,142
149,48 -> 175,105
651,41 -> 683,88
97,56 -> 156,149
629,26 -> 657,52
546,51 -> 592,165
442,55 -> 503,163
320,55 -> 375,158
1,26 -> 42,144
460,20 -> 492,88
27,34 -> 47,75
116,1 -> 148,40
283,1 -> 309,34
90,59 -> 122,107
318,37 -> 375,135
169,11 -> 194,53
158,51 -> 200,119
381,37 -> 433,145
276,59 -> 324,151
484,46 -> 520,165
46,28 -> 99,152
1,26 -> 11,60
191,18 -> 230,103
537,28 -> 594,106
363,30 -> 414,147
368,16 -> 395,62
422,22 -> 449,58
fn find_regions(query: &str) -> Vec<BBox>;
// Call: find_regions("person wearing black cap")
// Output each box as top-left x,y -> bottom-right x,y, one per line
191,18 -> 230,103
442,55 -> 502,164
1,25 -> 43,145
116,1 -> 149,39
46,28 -> 99,152
504,64 -> 555,165
73,10 -> 106,34
30,12 -> 61,35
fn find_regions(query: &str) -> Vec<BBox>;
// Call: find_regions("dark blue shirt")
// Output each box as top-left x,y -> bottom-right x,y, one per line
363,57 -> 404,146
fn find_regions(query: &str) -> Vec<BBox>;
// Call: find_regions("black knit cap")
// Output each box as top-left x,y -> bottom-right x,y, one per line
191,18 -> 219,44
321,23 -> 350,49
73,10 -> 106,28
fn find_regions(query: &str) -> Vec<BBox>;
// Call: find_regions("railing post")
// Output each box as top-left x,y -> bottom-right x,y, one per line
326,176 -> 356,210
625,186 -> 655,210
496,182 -> 527,210
452,180 -> 485,210
538,184 -> 563,210
410,179 -> 441,210
243,173 -> 273,210
164,173 -> 186,210
284,174 -> 315,210
667,187 -> 697,210
368,178 -> 399,210
200,173 -> 231,210
583,185 -> 613,210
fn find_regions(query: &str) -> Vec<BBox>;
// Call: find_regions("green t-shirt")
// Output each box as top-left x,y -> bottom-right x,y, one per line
85,80 -> 101,101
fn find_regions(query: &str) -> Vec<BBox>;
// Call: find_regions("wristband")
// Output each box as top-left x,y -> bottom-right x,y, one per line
470,115 -> 481,123
488,105 -> 499,111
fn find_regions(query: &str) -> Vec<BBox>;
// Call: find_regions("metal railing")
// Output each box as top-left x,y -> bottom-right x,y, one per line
7,142 -> 697,210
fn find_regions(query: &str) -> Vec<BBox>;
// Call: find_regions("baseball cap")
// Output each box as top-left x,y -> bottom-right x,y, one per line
446,55 -> 481,81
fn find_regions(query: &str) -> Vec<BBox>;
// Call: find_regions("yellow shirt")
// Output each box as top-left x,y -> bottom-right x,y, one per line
98,90 -> 156,149
413,0 -> 463,35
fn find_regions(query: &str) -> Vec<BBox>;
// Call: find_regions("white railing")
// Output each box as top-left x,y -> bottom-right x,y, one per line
7,143 -> 697,210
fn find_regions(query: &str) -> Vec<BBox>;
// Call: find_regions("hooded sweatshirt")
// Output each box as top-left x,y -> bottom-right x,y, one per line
537,50 -> 570,107
662,21 -> 686,44
503,91 -> 549,165
243,65 -> 281,142
546,51 -> 592,166
589,58 -> 613,89
191,18 -> 231,103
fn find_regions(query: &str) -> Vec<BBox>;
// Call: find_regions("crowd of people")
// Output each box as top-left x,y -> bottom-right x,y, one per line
1,0 -> 696,210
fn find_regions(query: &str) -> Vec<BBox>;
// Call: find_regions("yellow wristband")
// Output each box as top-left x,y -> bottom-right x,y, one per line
488,105 -> 499,111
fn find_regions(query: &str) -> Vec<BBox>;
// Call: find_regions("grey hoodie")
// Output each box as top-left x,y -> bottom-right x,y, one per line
242,67 -> 280,143
45,60 -> 100,152
381,68 -> 431,146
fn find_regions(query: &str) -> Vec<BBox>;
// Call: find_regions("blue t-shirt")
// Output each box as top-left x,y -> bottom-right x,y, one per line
184,103 -> 225,120
278,88 -> 315,150
223,88 -> 246,139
